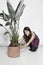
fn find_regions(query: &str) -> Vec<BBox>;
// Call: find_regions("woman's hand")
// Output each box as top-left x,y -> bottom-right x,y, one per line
20,45 -> 26,49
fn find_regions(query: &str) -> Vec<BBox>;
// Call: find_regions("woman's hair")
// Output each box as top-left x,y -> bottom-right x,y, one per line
23,26 -> 31,34
23,26 -> 32,43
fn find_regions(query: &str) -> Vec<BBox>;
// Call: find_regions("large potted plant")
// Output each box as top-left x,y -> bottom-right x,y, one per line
0,0 -> 25,58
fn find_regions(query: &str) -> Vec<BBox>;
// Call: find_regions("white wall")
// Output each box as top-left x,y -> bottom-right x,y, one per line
0,0 -> 43,46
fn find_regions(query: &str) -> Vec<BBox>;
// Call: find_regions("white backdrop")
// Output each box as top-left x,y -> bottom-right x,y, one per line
0,0 -> 43,46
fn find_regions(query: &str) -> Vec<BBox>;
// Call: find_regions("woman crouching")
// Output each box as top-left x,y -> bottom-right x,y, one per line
18,26 -> 40,52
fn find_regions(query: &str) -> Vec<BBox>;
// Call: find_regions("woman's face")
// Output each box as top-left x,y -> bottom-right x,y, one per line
24,30 -> 30,36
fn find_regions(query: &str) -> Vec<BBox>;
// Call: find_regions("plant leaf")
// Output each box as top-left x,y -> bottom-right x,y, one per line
0,11 -> 10,21
0,13 -> 3,17
15,4 -> 25,21
4,31 -> 9,35
2,10 -> 10,21
7,1 -> 15,19
15,0 -> 24,14
5,22 -> 10,26
0,24 -> 3,27
11,31 -> 19,43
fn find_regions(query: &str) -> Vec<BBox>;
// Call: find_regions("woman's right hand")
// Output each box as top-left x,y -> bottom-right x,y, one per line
20,45 -> 26,49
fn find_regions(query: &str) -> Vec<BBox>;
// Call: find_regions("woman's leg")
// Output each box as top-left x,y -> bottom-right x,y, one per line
29,44 -> 38,52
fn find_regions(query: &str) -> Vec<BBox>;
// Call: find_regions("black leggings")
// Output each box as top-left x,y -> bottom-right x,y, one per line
29,43 -> 38,52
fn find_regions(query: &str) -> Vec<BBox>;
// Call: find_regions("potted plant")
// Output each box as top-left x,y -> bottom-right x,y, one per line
0,0 -> 25,58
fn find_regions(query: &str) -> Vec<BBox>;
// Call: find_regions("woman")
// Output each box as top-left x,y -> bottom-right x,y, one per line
18,26 -> 40,52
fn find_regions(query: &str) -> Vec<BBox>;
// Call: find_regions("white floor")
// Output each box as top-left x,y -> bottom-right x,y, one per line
0,46 -> 43,65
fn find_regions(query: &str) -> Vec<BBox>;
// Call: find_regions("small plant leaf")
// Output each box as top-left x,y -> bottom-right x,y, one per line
2,10 -> 9,21
5,22 -> 10,26
0,11 -> 10,21
0,13 -> 3,17
0,24 -> 3,27
4,31 -> 9,35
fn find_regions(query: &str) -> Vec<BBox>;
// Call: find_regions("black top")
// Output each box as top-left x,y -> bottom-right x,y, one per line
23,33 -> 32,43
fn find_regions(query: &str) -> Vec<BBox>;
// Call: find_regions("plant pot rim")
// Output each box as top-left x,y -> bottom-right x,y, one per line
8,43 -> 20,47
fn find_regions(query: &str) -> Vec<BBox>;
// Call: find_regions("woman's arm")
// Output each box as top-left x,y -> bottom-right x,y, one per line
18,36 -> 24,44
20,32 -> 35,49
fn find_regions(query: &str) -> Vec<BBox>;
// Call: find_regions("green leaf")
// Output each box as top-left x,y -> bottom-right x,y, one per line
0,24 -> 3,27
15,0 -> 24,14
11,32 -> 19,43
0,11 -> 10,21
0,13 -> 3,17
4,31 -> 9,35
7,1 -> 15,19
15,4 -> 25,21
5,22 -> 10,26
2,10 -> 10,21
